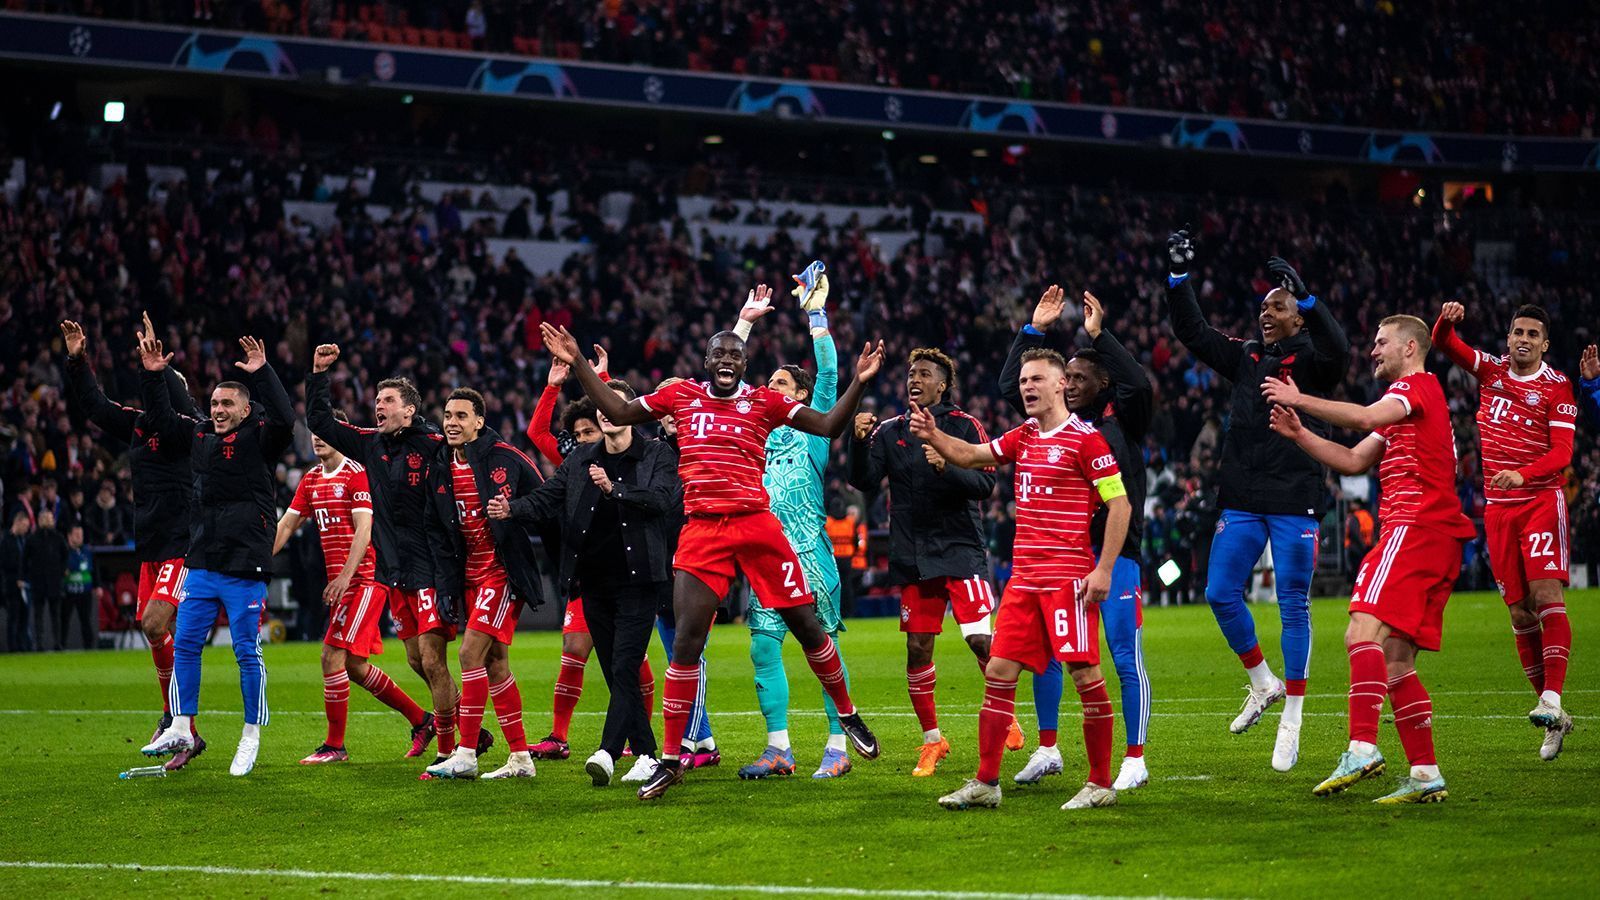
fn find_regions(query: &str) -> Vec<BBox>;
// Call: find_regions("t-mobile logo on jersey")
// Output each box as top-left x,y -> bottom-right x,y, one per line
1017,472 -> 1054,500
1486,395 -> 1514,423
689,411 -> 718,438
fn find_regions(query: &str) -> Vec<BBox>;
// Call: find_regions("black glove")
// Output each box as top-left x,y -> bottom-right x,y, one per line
1266,256 -> 1308,300
1167,227 -> 1195,277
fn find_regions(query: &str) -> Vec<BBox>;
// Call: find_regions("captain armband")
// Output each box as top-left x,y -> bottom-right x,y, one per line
1094,474 -> 1127,503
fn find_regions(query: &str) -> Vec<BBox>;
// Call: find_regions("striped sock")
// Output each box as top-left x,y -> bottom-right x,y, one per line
1512,622 -> 1545,695
1076,678 -> 1114,788
803,638 -> 855,717
661,662 -> 701,762
1388,669 -> 1436,767
551,653 -> 586,741
359,665 -> 427,726
489,674 -> 528,753
1346,641 -> 1387,745
458,667 -> 489,754
1538,604 -> 1571,699
976,677 -> 1017,784
323,671 -> 351,746
638,658 -> 656,725
907,663 -> 938,738
152,634 -> 174,713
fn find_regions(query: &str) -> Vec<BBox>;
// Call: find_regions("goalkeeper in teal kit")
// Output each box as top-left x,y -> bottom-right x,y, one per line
731,266 -> 853,780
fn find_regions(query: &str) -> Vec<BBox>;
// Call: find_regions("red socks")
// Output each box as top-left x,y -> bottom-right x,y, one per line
458,667 -> 489,752
1347,641 -> 1387,744
1388,668 -> 1436,766
804,638 -> 855,716
638,658 -> 655,724
359,665 -> 427,726
1286,678 -> 1307,698
1038,729 -> 1058,749
323,671 -> 351,746
1513,622 -> 1545,694
1539,604 -> 1572,697
907,663 -> 938,734
489,674 -> 528,753
551,653 -> 585,741
153,634 -> 174,712
976,677 -> 1017,783
661,662 -> 700,758
1125,744 -> 1144,759
1238,644 -> 1265,670
1077,678 -> 1114,788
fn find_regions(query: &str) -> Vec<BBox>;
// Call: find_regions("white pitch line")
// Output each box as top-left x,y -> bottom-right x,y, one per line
0,860 -> 1222,900
0,708 -> 1558,721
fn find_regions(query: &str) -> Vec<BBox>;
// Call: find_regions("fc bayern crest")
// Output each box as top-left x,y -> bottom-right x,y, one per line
407,453 -> 423,470
1047,446 -> 1064,463
492,467 -> 508,485
332,485 -> 344,498
736,400 -> 752,414
1525,391 -> 1541,405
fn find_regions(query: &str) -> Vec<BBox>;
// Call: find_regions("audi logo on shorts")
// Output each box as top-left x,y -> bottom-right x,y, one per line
1091,453 -> 1115,471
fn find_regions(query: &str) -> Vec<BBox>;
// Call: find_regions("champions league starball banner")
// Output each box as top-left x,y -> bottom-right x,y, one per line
5,11 -> 1599,173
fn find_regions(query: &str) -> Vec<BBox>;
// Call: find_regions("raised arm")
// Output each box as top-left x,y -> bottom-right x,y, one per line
1268,257 -> 1349,385
1001,286 -> 1063,416
1430,302 -> 1480,372
541,324 -> 655,427
789,340 -> 885,439
1582,345 -> 1600,427
935,413 -> 997,500
62,321 -> 139,442
907,402 -> 998,469
306,344 -> 372,457
1267,406 -> 1384,476
1082,290 -> 1153,433
1261,375 -> 1409,433
1164,273 -> 1245,378
237,337 -> 295,456
527,379 -> 566,466
135,329 -> 195,449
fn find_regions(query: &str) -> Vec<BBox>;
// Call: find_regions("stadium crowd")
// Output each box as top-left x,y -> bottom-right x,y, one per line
3,125 -> 1599,652
23,0 -> 1600,135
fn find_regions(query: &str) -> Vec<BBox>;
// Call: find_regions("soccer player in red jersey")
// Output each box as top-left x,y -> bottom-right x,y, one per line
272,416 -> 429,764
1432,302 -> 1577,759
523,351 -> 656,763
424,388 -> 548,779
1264,315 -> 1474,803
916,348 -> 1132,812
541,314 -> 883,800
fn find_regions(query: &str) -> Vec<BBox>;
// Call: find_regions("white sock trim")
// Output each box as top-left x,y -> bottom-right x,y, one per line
1246,661 -> 1275,692
767,730 -> 790,751
922,728 -> 942,743
1540,690 -> 1562,708
1281,694 -> 1305,727
826,734 -> 847,752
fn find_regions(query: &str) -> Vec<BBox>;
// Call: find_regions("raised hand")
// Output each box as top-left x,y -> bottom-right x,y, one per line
591,343 -> 610,375
136,328 -> 171,372
853,411 -> 878,440
793,272 -> 829,312
60,320 -> 87,358
1082,290 -> 1105,338
548,360 -> 571,387
486,495 -> 512,520
1032,284 -> 1065,331
1260,374 -> 1301,408
1581,344 -> 1599,381
740,284 -> 776,322
1266,256 -> 1309,300
1167,226 -> 1195,276
1268,405 -> 1303,440
235,336 -> 267,373
539,323 -> 580,365
855,340 -> 886,382
313,343 -> 340,373
1440,301 -> 1465,325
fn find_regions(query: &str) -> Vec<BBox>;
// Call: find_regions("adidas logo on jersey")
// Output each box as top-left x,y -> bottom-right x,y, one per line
1057,640 -> 1076,654
790,587 -> 805,599
689,399 -> 703,408
1546,561 -> 1559,571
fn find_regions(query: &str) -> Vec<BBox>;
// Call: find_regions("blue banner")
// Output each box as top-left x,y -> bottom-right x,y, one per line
5,11 -> 1598,172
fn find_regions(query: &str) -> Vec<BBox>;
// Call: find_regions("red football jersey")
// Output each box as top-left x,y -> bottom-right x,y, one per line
288,458 -> 376,584
451,460 -> 505,582
988,414 -> 1121,591
1453,351 -> 1576,504
1371,373 -> 1475,539
638,380 -> 802,515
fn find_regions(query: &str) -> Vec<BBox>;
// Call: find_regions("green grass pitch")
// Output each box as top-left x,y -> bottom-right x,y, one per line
1,589 -> 1594,898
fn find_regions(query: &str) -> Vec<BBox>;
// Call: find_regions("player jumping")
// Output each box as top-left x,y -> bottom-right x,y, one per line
1163,229 -> 1349,771
425,388 -> 548,779
920,348 -> 1132,811
1432,302 -> 1577,759
542,316 -> 883,800
1264,315 -> 1474,803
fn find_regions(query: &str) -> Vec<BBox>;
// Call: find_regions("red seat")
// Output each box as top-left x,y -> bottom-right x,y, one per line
513,35 -> 535,55
402,26 -> 422,45
556,41 -> 580,59
329,19 -> 348,39
420,28 -> 441,47
731,58 -> 747,74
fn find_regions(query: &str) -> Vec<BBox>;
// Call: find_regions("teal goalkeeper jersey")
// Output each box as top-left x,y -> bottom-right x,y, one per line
763,332 -> 836,553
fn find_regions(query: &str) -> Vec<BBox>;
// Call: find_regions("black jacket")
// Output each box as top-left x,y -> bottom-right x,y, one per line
1,533 -> 27,588
26,528 -> 68,593
141,364 -> 295,581
306,371 -> 445,591
1164,275 -> 1349,517
848,401 -> 993,585
65,355 -> 199,562
508,430 -> 682,600
425,428 -> 549,620
1000,326 -> 1151,560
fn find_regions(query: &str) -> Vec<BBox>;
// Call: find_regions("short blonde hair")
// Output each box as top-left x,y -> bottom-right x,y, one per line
1379,315 -> 1432,355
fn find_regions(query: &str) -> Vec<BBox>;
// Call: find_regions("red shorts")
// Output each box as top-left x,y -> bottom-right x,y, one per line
325,582 -> 388,657
561,597 -> 589,635
675,511 -> 813,609
135,559 -> 186,620
1350,525 -> 1463,652
388,587 -> 456,642
465,576 -> 520,645
899,575 -> 996,634
1484,491 -> 1570,606
990,580 -> 1099,674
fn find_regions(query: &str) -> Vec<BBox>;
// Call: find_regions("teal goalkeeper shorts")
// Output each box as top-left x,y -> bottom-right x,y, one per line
748,536 -> 842,637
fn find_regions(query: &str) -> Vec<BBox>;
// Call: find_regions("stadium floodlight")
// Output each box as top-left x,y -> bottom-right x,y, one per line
917,154 -> 938,164
49,101 -> 62,121
703,134 -> 724,145
881,129 -> 895,140
1158,558 -> 1182,586
971,147 -> 989,157
103,101 -> 125,124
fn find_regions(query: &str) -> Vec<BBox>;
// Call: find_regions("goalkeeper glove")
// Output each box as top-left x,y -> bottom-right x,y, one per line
1166,227 -> 1195,277
793,260 -> 827,311
1266,256 -> 1316,309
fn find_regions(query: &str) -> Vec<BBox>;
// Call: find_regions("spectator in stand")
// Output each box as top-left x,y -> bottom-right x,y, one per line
84,482 -> 132,547
465,1 -> 487,51
3,511 -> 32,652
27,510 -> 68,650
61,525 -> 97,650
1344,498 -> 1375,575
